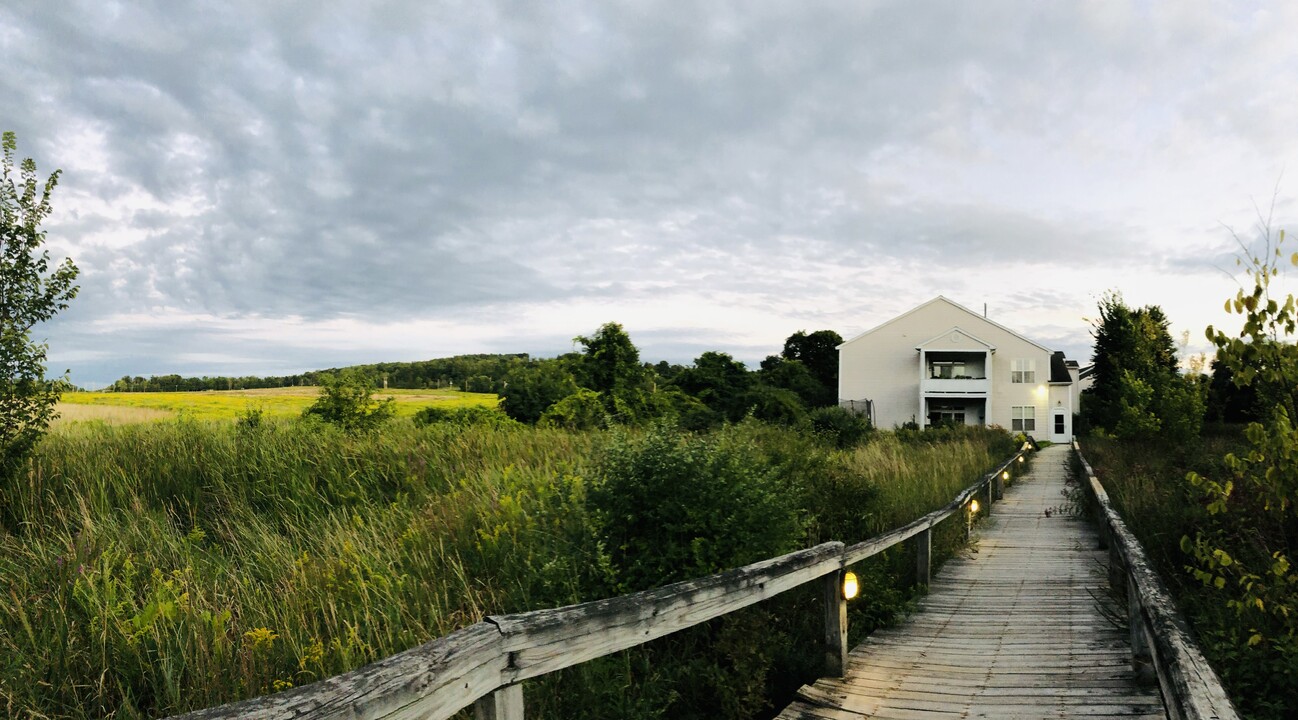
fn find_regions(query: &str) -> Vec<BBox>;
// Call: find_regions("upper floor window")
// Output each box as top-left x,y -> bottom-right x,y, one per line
1011,359 -> 1036,383
1011,405 -> 1036,432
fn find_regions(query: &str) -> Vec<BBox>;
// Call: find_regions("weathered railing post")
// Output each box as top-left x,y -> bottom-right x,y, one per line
1127,576 -> 1154,683
823,569 -> 848,677
912,524 -> 931,587
984,479 -> 994,517
1109,541 -> 1126,590
474,685 -> 523,720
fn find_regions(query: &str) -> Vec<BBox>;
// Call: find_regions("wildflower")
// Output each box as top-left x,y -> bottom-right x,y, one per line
243,627 -> 279,651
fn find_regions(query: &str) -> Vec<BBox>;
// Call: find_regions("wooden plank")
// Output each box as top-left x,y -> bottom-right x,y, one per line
843,446 -> 1030,566
779,446 -> 1168,720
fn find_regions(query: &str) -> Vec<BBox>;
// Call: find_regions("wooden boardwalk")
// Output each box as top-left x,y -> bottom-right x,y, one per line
779,445 -> 1167,720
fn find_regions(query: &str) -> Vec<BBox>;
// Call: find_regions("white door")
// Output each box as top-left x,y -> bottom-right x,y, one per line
1050,410 -> 1069,442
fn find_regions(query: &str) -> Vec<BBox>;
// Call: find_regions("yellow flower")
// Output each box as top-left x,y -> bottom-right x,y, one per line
299,638 -> 325,671
243,627 -> 279,651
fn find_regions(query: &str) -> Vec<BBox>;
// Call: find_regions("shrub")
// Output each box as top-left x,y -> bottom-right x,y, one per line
740,385 -> 806,426
807,406 -> 873,448
584,423 -> 806,719
589,422 -> 804,592
539,389 -> 606,430
301,370 -> 394,432
658,388 -> 721,431
411,405 -> 518,429
499,361 -> 579,424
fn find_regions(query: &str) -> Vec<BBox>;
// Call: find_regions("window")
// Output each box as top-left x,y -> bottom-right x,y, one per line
1011,406 -> 1036,432
928,403 -> 966,427
1011,359 -> 1036,383
930,361 -> 965,379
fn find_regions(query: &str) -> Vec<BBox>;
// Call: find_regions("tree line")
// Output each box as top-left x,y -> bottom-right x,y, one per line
105,353 -> 530,393
1081,291 -> 1274,441
494,325 -> 851,433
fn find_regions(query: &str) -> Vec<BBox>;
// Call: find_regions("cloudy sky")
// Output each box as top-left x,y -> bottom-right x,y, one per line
4,2 -> 1298,387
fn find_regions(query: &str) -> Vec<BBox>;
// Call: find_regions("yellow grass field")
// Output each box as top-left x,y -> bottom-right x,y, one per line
56,387 -> 499,424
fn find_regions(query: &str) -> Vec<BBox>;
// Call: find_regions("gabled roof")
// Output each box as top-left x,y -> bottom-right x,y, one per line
914,326 -> 997,351
838,296 -> 1056,355
1079,363 -> 1096,380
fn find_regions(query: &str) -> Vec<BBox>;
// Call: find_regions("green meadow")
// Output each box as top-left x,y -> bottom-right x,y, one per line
0,415 -> 1017,719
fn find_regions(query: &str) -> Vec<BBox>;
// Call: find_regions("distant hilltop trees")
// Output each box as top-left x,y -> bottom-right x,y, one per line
105,353 -> 531,393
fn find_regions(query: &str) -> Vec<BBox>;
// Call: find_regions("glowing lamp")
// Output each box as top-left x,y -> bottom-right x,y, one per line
1018,456 -> 1025,463
1002,471 -> 1010,481
970,499 -> 980,514
842,571 -> 860,600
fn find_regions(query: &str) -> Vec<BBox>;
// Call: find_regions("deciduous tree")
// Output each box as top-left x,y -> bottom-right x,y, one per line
499,360 -> 580,423
1,131 -> 78,477
781,329 -> 843,400
1186,227 -> 1298,685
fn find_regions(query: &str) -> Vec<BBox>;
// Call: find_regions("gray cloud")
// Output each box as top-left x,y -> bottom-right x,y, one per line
6,2 -> 1298,384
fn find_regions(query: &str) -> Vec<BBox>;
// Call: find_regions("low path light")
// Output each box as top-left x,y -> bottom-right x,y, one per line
842,571 -> 860,600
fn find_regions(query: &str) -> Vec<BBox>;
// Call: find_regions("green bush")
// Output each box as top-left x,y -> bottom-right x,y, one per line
301,370 -> 394,432
807,406 -> 873,448
499,361 -> 579,424
539,389 -> 606,430
583,422 -> 805,719
590,422 -> 804,591
411,404 -> 518,429
740,385 -> 806,426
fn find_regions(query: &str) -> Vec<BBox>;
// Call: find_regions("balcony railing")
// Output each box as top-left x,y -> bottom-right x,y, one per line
921,377 -> 991,395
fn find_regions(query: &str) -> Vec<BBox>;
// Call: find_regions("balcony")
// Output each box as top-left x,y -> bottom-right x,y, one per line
921,377 -> 991,395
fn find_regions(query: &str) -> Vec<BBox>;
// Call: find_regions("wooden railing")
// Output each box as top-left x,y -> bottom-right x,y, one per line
1073,441 -> 1240,720
174,444 -> 1032,720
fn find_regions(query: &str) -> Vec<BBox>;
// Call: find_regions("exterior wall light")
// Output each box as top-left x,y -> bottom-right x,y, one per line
842,571 -> 860,600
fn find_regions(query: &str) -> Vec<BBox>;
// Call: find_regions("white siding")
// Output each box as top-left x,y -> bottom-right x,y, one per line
840,298 -> 1070,431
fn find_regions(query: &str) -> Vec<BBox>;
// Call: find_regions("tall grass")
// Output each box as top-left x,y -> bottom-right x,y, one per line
0,419 -> 1014,719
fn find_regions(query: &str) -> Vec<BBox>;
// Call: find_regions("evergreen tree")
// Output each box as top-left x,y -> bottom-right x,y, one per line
1083,293 -> 1177,431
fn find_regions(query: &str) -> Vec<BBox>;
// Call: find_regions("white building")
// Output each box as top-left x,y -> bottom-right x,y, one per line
837,296 -> 1080,443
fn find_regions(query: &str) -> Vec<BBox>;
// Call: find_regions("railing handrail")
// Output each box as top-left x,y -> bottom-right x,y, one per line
174,443 -> 1032,720
1073,441 -> 1240,720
